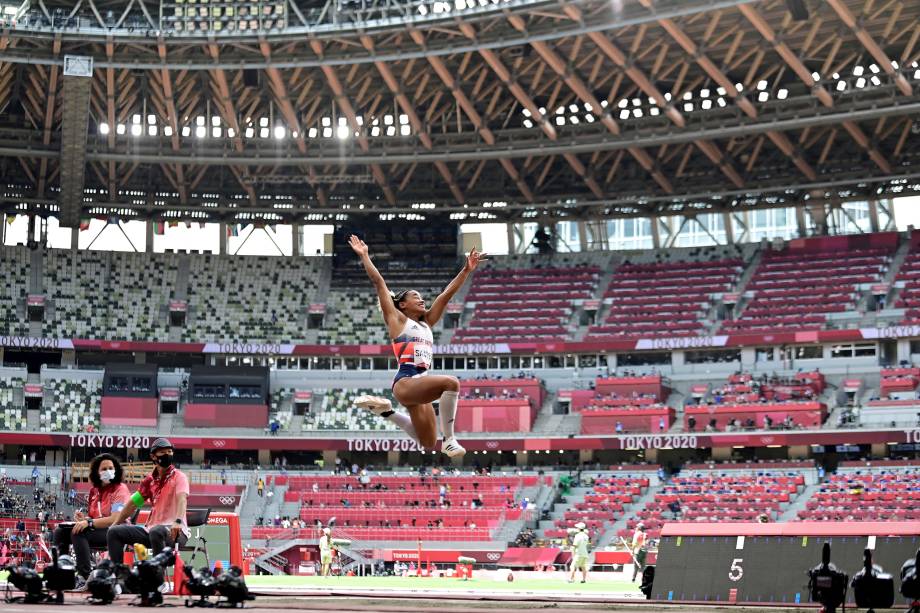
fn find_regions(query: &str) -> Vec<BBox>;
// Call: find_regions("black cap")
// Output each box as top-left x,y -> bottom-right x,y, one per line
150,438 -> 173,454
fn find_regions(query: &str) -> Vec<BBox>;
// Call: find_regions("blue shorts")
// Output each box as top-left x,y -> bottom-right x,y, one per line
392,363 -> 428,389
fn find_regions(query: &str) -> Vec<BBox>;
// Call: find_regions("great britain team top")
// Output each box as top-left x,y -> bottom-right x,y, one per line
390,317 -> 434,370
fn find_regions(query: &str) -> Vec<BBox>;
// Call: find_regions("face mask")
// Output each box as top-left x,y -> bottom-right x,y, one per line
99,469 -> 116,483
155,454 -> 173,468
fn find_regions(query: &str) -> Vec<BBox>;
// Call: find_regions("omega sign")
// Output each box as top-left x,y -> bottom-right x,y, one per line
346,439 -> 422,452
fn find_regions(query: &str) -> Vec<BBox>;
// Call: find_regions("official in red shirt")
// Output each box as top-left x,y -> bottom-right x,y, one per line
54,453 -> 130,579
108,438 -> 189,563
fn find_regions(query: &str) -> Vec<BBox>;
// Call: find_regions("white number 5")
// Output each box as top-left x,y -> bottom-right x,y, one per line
729,558 -> 744,582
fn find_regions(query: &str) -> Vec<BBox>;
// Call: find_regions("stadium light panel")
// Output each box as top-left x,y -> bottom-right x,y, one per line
148,126 -> 157,136
777,88 -> 788,99
181,126 -> 190,137
522,108 -> 531,117
585,114 -> 595,122
212,127 -> 221,137
131,124 -> 142,136
569,115 -> 579,124
853,65 -> 864,76
132,114 -> 141,124
569,103 -> 579,112
758,91 -> 769,102
274,126 -> 285,139
245,127 -> 254,138
701,99 -> 712,110
196,116 -> 205,126
371,126 -> 381,136
308,127 -> 317,138
648,107 -> 659,116
619,110 -> 629,120
811,71 -> 821,81
196,126 -> 206,138
260,127 -> 270,138
211,116 -> 221,126
116,124 -> 126,135
539,106 -> 547,113
617,98 -> 628,109
336,125 -> 349,139
716,87 -> 726,96
632,98 -> 642,106
891,61 -> 899,69
228,128 -> 236,138
869,63 -> 880,73
756,80 -> 768,90
323,127 -> 332,138
147,114 -> 156,124
683,102 -> 693,112
383,115 -> 393,126
735,83 -> 744,92
99,123 -> 110,135
837,81 -> 847,91
856,77 -> 866,88
556,116 -> 565,125
700,89 -> 710,98
260,117 -> 269,127
399,114 -> 409,125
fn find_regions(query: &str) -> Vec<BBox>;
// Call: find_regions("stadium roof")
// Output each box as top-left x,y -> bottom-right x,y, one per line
0,0 -> 918,226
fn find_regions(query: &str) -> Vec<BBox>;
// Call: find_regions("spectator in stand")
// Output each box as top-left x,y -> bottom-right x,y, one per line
54,453 -> 129,584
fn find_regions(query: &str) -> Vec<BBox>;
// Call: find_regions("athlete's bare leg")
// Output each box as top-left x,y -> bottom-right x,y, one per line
395,376 -> 464,457
393,375 -> 459,405
405,403 -> 437,449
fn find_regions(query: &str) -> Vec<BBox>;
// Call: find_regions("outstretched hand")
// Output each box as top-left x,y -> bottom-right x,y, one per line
348,234 -> 369,257
464,248 -> 488,272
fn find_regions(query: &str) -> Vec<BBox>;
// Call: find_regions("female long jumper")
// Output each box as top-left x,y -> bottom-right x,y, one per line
349,234 -> 486,457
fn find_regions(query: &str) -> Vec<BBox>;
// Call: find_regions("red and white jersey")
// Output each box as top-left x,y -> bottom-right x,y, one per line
391,318 -> 434,369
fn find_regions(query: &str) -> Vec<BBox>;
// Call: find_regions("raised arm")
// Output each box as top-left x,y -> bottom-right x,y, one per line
426,248 -> 487,326
348,235 -> 404,334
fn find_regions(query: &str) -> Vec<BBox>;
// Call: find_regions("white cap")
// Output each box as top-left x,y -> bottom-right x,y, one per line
323,528 -> 331,535
574,521 -> 586,530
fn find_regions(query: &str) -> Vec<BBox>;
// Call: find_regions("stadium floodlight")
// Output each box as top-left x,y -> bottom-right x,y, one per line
99,122 -> 110,135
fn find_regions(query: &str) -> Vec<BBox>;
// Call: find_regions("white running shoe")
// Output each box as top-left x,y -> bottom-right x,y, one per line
354,395 -> 392,415
441,437 -> 466,458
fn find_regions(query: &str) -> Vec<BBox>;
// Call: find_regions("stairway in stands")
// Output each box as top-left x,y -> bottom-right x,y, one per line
537,485 -> 592,542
